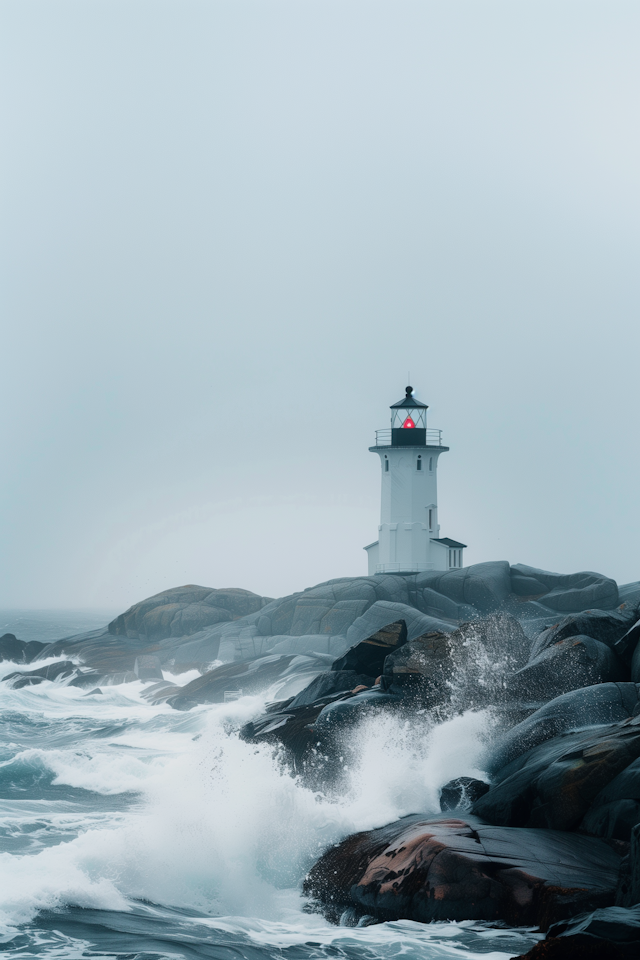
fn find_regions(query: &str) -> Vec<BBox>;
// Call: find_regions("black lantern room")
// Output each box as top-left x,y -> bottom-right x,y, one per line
390,386 -> 428,446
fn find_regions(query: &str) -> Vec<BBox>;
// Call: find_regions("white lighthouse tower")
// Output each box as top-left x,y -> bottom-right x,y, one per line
364,386 -> 466,575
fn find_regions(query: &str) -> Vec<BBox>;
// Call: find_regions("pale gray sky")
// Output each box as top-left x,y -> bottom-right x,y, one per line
2,1 -> 639,610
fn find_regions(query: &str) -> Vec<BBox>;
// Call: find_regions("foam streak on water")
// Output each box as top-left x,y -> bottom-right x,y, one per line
0,645 -> 540,960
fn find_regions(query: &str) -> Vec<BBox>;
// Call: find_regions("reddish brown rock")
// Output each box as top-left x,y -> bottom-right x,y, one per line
303,815 -> 621,929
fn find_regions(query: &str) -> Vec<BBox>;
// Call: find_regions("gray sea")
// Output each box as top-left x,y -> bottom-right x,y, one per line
0,611 -> 541,960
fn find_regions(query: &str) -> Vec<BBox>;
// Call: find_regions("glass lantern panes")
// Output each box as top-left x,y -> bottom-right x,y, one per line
391,407 -> 426,430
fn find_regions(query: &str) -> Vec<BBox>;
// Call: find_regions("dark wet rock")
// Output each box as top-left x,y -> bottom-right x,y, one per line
530,611 -> 636,662
616,822 -> 640,907
312,687 -> 401,734
108,584 -> 271,641
506,635 -> 626,703
440,777 -> 490,811
134,655 -> 163,681
240,695 -> 350,773
303,814 -> 621,928
84,688 -> 103,695
486,683 -> 640,775
0,634 -> 47,663
510,565 -> 619,613
4,660 -> 77,687
343,602 -> 452,651
630,628 -> 640,682
581,757 -> 640,841
332,620 -> 408,677
546,904 -> 640,948
287,671 -> 372,709
513,934 -> 637,958
0,633 -> 22,661
473,717 -> 640,831
380,628 -> 452,699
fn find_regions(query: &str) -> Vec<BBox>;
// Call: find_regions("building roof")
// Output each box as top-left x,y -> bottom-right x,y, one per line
390,386 -> 428,410
431,537 -> 468,548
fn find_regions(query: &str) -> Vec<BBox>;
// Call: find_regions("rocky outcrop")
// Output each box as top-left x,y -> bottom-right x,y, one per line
303,815 -> 622,928
473,716 -> 640,832
108,585 -> 271,640
510,564 -> 619,613
0,633 -> 47,664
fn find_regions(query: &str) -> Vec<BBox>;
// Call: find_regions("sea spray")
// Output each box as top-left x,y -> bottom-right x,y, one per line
0,675 -> 494,936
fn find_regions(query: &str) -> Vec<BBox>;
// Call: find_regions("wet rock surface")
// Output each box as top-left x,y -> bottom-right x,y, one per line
303,815 -> 621,928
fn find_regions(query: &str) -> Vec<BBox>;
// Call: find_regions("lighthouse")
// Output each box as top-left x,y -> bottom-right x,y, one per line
364,386 -> 466,575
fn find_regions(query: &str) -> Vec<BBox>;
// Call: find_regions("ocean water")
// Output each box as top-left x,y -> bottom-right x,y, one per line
0,614 -> 541,960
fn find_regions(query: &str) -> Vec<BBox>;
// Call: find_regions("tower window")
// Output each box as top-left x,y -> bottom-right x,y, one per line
428,509 -> 433,529
417,456 -> 422,471
429,458 -> 433,471
385,458 -> 389,472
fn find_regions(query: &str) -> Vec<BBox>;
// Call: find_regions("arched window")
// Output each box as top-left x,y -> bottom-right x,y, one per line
429,457 -> 433,471
384,457 -> 389,472
417,456 -> 422,471
428,509 -> 433,529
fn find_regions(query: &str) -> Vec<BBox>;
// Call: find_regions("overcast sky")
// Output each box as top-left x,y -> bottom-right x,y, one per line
2,1 -> 639,612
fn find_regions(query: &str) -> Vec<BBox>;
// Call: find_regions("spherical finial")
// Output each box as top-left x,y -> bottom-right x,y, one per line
405,385 -> 413,397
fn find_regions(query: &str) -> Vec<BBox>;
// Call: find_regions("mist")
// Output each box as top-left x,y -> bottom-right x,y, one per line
2,0 -> 639,610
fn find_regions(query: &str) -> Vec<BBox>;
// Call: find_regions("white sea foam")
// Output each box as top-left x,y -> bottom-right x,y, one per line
0,682 -> 495,938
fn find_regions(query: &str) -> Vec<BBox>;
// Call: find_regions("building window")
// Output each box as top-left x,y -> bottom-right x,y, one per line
385,457 -> 389,472
428,509 -> 433,529
429,457 -> 433,471
417,456 -> 422,471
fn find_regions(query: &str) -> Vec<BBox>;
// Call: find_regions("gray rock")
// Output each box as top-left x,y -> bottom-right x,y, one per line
486,683 -> 640,776
506,635 -> 626,702
333,619 -> 408,677
440,777 -> 490,811
108,584 -> 270,641
511,564 -> 619,612
581,756 -> 640,841
345,601 -> 453,648
415,561 -> 512,612
474,717 -> 640,831
287,670 -> 373,709
134,655 -> 164,681
530,610 -> 635,661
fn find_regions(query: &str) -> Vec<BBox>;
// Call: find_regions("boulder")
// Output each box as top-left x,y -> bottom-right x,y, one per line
133,655 -> 164,681
287,670 -> 372,709
108,585 -> 270,640
473,717 -> 640,831
546,905 -> 640,949
530,611 -> 636,662
380,628 -> 452,699
332,619 -> 408,677
440,777 -> 490,811
414,561 -> 513,612
581,757 -> 640,841
0,634 -> 47,663
506,635 -> 626,703
510,565 -> 619,612
486,683 -> 640,775
303,814 -> 621,928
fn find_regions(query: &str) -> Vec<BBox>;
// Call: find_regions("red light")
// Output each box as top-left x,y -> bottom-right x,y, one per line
402,416 -> 415,429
